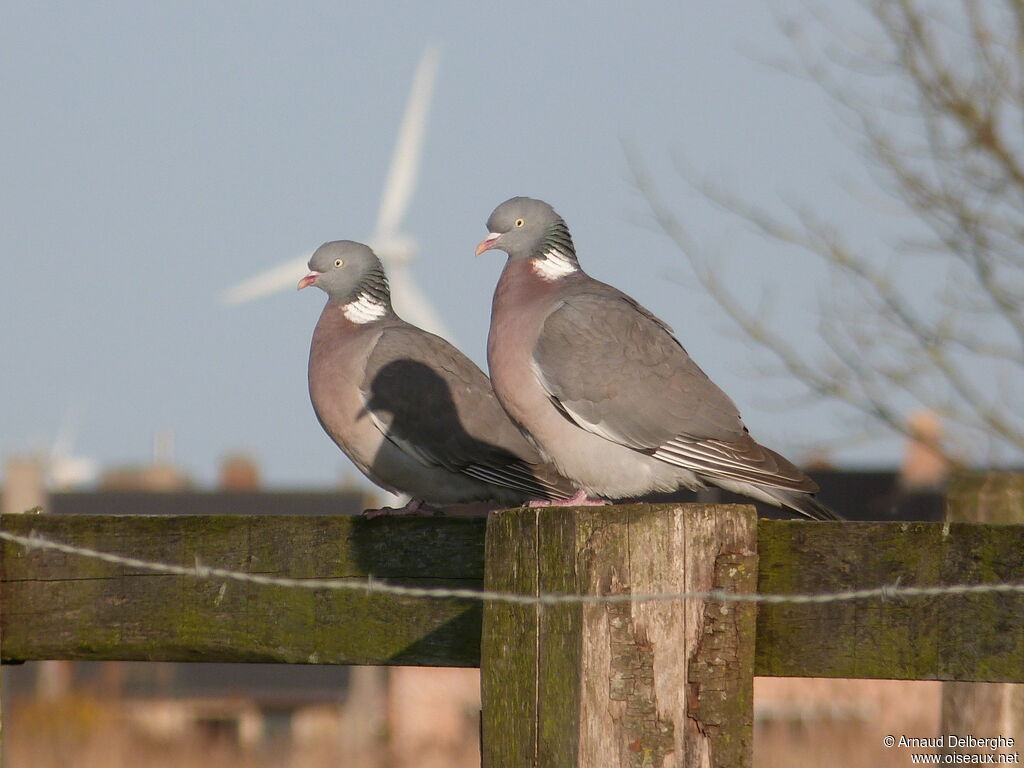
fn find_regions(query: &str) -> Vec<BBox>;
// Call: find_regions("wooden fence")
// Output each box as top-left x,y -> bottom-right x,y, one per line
1,479 -> 1022,767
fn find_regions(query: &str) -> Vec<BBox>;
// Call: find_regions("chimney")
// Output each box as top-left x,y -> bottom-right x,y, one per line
219,454 -> 261,491
3,456 -> 48,514
899,410 -> 950,491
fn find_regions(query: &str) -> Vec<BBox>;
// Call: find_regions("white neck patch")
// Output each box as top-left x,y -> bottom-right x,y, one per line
531,247 -> 578,281
341,292 -> 388,324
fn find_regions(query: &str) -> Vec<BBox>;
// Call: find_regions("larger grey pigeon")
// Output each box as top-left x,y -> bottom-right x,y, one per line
476,197 -> 840,521
300,240 -> 575,513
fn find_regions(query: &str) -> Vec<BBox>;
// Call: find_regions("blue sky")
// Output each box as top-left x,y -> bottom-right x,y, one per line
2,2 -> 897,487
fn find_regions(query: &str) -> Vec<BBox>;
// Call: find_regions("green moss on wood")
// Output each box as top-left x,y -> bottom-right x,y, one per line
2,503 -> 1023,681
755,518 -> 1024,681
481,509 -> 539,768
482,504 -> 758,768
688,551 -> 758,767
1,514 -> 485,666
947,472 -> 1024,524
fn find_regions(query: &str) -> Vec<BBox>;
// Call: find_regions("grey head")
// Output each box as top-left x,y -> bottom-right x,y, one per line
475,197 -> 579,268
298,240 -> 392,310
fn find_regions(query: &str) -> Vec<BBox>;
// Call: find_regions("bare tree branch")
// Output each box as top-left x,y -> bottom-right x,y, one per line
629,0 -> 1024,465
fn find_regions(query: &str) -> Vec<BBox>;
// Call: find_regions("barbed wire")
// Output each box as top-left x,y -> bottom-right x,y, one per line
2,528 -> 1024,607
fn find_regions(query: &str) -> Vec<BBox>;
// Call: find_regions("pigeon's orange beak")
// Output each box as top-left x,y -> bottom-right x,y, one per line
475,232 -> 501,256
297,272 -> 320,290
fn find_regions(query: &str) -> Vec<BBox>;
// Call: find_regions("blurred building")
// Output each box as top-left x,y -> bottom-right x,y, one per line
218,453 -> 261,491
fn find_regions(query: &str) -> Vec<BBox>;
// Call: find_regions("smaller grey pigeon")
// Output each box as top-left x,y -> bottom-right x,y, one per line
477,197 -> 840,521
300,240 -> 575,513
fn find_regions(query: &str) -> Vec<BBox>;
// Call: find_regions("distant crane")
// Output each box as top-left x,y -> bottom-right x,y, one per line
221,45 -> 451,340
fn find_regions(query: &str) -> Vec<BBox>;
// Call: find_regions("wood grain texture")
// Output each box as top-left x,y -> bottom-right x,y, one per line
687,551 -> 758,767
755,519 -> 1024,681
480,508 -> 540,768
1,510 -> 1023,682
0,514 -> 485,667
946,472 -> 1024,524
940,474 -> 1024,755
481,504 -> 758,768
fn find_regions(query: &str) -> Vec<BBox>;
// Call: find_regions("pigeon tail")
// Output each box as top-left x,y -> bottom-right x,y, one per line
763,488 -> 843,521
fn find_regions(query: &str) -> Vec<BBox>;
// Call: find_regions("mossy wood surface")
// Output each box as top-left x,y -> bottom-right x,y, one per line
481,504 -> 758,768
1,511 -> 1022,681
940,473 -> 1024,754
945,472 -> 1024,524
756,519 -> 1024,681
0,513 -> 485,666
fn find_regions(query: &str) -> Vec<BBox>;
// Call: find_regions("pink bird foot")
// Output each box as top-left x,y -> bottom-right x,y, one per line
528,489 -> 609,507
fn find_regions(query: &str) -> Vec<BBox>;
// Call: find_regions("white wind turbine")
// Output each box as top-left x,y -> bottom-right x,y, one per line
221,45 -> 450,339
41,409 -> 99,490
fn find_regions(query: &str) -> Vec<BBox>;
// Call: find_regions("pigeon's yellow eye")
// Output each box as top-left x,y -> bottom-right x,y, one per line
334,258 -> 344,268
515,218 -> 525,228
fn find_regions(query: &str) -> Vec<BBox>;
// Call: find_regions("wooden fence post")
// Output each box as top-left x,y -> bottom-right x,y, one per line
480,504 -> 758,768
941,473 -> 1024,758
1,539 -> 4,768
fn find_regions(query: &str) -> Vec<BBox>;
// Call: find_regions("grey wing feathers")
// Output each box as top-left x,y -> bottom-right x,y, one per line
461,462 -> 565,498
770,491 -> 842,521
362,326 -> 564,499
534,286 -> 820,496
653,434 -> 819,493
533,290 -> 745,449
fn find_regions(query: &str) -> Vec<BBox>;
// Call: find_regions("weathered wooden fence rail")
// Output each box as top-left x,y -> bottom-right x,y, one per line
3,509 -> 1021,679
2,502 -> 1023,767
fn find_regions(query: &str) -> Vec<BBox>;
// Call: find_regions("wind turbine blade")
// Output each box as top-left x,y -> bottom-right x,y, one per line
50,408 -> 79,462
221,254 -> 312,305
374,44 -> 440,238
387,263 -> 453,341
